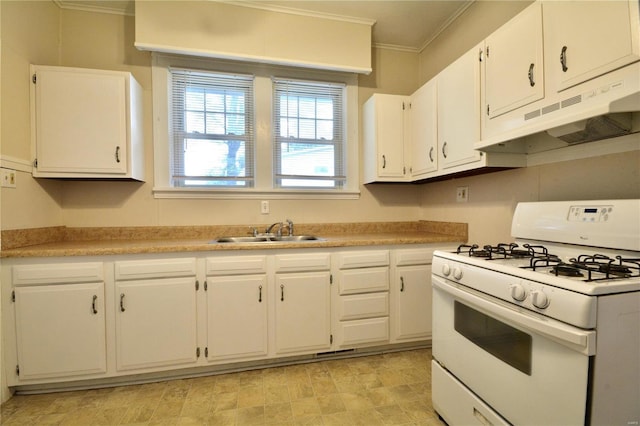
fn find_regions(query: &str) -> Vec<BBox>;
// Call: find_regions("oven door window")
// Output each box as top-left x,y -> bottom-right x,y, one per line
454,301 -> 532,375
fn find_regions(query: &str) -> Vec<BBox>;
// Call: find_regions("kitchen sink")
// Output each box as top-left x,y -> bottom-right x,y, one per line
211,235 -> 323,244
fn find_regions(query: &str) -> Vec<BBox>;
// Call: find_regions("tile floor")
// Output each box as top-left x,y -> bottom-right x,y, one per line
0,349 -> 444,426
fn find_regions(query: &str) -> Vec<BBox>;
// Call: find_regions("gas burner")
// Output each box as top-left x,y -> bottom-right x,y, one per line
456,244 -> 491,258
551,263 -> 585,277
568,255 -> 640,282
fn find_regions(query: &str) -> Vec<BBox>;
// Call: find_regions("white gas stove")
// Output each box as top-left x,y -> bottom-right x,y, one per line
431,200 -> 640,426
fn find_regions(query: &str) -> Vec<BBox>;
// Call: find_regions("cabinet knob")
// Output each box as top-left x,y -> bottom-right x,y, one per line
560,46 -> 568,72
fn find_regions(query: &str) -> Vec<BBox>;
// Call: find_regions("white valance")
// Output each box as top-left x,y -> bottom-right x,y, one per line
135,1 -> 373,74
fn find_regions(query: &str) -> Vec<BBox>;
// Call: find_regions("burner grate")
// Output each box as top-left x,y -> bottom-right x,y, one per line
568,255 -> 640,282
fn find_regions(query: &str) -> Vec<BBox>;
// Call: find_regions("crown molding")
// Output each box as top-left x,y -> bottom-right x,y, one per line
53,0 -> 134,17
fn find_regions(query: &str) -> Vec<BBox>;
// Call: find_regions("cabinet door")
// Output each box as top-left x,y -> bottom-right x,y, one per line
438,46 -> 482,169
484,2 -> 544,119
275,272 -> 331,355
14,283 -> 106,380
116,277 -> 197,371
33,67 -> 128,175
409,79 -> 438,178
363,94 -> 408,182
393,265 -> 432,341
206,275 -> 268,362
544,0 -> 640,92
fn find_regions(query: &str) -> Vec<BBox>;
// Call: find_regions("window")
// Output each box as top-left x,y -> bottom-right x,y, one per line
170,69 -> 254,187
273,78 -> 345,189
152,54 -> 359,199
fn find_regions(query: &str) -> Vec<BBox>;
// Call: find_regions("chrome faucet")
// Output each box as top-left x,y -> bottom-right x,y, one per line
265,222 -> 283,236
285,218 -> 294,236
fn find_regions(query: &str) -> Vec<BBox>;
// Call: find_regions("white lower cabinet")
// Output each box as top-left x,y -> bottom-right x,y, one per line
334,250 -> 390,349
205,255 -> 268,362
391,249 -> 435,343
275,271 -> 332,355
10,262 -> 106,381
115,258 -> 198,371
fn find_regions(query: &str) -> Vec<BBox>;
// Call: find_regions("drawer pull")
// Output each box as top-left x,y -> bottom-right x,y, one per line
258,285 -> 263,303
120,293 -> 126,312
91,295 -> 98,314
400,276 -> 405,292
280,284 -> 284,301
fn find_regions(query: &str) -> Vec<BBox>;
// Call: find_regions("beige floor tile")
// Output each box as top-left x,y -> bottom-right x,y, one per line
287,382 -> 314,401
264,401 -> 293,424
236,405 -> 264,425
316,393 -> 346,415
290,397 -> 321,418
340,391 -> 374,411
264,384 -> 290,404
237,385 -> 265,408
376,404 -> 413,425
205,409 -> 236,426
209,391 -> 238,412
292,414 -> 324,425
322,410 -> 354,426
310,377 -> 338,396
365,387 -> 397,407
347,408 -> 385,426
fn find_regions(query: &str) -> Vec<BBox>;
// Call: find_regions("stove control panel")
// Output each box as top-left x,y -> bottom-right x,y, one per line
568,204 -> 612,222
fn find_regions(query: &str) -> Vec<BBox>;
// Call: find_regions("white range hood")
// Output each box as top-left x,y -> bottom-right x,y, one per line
477,60 -> 640,155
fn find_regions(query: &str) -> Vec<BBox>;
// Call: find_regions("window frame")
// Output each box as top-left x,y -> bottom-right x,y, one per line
151,53 -> 360,199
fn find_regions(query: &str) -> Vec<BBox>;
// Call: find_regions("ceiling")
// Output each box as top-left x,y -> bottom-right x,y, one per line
56,0 -> 474,51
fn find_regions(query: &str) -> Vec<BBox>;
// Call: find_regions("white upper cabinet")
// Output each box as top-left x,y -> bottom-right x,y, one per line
409,79 -> 438,178
543,0 -> 640,93
363,94 -> 410,183
31,65 -> 144,180
483,2 -> 544,120
438,45 -> 482,169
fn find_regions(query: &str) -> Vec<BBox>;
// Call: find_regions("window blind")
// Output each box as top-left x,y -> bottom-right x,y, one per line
170,68 -> 255,187
273,78 -> 346,189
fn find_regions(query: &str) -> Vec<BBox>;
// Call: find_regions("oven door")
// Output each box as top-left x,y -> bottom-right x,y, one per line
432,275 -> 595,425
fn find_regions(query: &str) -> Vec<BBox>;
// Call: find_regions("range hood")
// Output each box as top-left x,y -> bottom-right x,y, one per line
476,61 -> 640,154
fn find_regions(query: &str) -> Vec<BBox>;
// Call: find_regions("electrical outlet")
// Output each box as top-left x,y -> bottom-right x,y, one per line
456,186 -> 468,203
260,200 -> 270,214
1,168 -> 16,188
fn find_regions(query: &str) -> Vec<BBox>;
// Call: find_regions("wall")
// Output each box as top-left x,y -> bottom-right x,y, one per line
416,0 -> 640,243
0,3 -> 422,232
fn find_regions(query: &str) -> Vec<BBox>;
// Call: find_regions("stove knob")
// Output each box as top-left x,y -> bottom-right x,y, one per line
442,264 -> 451,277
510,284 -> 527,301
531,290 -> 550,309
452,267 -> 463,280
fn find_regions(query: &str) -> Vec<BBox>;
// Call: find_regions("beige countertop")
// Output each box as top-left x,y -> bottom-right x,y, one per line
1,221 -> 467,258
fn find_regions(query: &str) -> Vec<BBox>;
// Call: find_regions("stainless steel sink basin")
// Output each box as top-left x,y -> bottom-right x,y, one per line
211,235 -> 323,244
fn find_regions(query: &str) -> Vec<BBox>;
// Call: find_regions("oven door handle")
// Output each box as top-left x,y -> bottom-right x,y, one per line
433,277 -> 596,356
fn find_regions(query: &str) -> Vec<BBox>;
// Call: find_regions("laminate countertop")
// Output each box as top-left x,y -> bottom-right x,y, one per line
1,221 -> 467,258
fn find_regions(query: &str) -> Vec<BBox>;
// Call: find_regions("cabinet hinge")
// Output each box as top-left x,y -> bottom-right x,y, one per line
195,280 -> 199,291
205,347 -> 208,358
196,347 -> 201,358
330,274 -> 333,285
204,281 -> 208,291
11,290 -> 15,302
16,365 -> 19,376
402,102 -> 406,111
486,46 -> 490,58
32,74 -> 37,84
330,334 -> 333,344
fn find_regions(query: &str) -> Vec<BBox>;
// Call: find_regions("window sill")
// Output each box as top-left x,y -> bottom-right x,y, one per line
152,187 -> 361,200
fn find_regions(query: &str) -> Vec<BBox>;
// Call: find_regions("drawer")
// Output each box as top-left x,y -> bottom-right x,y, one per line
394,248 -> 435,266
338,317 -> 389,347
337,250 -> 389,269
338,292 -> 389,321
338,267 -> 389,295
274,253 -> 331,273
115,258 -> 197,280
206,255 -> 267,275
13,262 -> 104,286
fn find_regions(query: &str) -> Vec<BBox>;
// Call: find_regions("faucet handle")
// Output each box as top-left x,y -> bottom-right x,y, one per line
249,227 -> 258,237
285,219 -> 294,236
